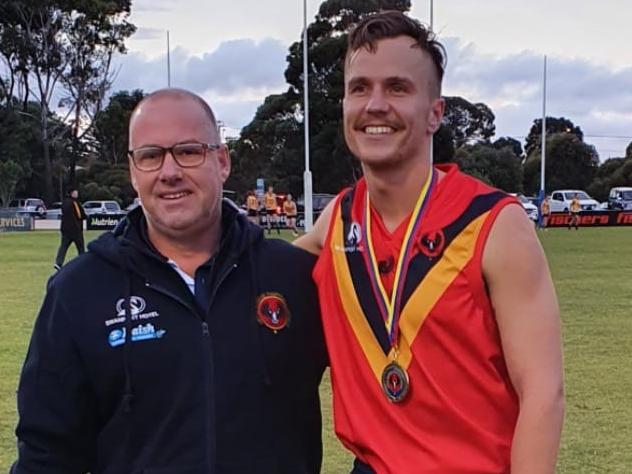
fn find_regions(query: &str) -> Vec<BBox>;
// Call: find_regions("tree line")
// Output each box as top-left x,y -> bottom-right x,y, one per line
1,0 -> 631,208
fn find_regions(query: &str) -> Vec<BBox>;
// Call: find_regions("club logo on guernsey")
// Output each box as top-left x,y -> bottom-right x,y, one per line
108,323 -> 167,347
256,293 -> 291,333
419,229 -> 446,258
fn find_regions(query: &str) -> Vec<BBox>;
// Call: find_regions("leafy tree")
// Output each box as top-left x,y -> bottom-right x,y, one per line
76,160 -> 134,205
0,0 -> 135,201
454,144 -> 523,192
442,96 -> 495,148
588,157 -> 632,201
0,160 -> 25,207
92,89 -> 144,164
524,117 -> 583,158
523,133 -> 598,194
493,136 -> 523,158
626,141 -> 632,159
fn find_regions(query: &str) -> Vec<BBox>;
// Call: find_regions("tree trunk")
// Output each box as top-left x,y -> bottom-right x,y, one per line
41,103 -> 54,203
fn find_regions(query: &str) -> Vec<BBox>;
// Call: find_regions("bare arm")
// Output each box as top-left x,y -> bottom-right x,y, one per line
293,198 -> 336,255
483,204 -> 565,474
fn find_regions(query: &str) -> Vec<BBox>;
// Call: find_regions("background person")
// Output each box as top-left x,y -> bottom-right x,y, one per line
541,196 -> 551,229
12,88 -> 326,474
54,188 -> 86,271
264,185 -> 280,234
245,189 -> 260,225
569,193 -> 581,230
296,11 -> 564,474
284,193 -> 299,237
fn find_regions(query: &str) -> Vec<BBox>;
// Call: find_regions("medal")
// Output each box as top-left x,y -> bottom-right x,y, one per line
363,169 -> 436,402
381,361 -> 409,403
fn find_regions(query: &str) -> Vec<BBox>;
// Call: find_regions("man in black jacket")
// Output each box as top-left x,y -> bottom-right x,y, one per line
13,88 -> 327,474
54,188 -> 87,270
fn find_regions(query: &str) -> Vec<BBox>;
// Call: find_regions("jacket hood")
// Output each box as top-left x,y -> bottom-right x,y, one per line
88,199 -> 263,270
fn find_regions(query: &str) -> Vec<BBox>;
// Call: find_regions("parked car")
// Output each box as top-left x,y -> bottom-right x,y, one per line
608,187 -> 632,210
125,197 -> 141,212
83,200 -> 122,215
7,198 -> 47,219
46,202 -> 63,220
549,190 -> 600,212
510,194 -> 539,222
296,193 -> 335,227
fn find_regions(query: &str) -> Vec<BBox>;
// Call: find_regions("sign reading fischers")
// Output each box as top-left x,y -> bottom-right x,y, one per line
0,210 -> 33,232
87,213 -> 127,231
545,211 -> 632,228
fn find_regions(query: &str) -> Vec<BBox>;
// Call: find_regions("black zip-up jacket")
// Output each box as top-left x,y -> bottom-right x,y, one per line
12,203 -> 327,474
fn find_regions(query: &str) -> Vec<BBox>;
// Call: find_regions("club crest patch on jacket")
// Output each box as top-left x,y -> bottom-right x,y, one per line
256,292 -> 291,332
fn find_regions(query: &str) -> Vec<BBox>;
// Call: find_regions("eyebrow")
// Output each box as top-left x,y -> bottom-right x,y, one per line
346,76 -> 415,87
134,139 -> 205,148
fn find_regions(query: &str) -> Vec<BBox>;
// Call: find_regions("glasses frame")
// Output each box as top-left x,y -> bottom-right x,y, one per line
128,142 -> 221,172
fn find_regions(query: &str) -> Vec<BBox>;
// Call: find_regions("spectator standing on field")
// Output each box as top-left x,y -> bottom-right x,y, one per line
284,193 -> 299,237
54,188 -> 86,271
569,194 -> 581,230
264,185 -> 280,234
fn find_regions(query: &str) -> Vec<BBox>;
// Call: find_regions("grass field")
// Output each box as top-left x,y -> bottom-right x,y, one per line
1,227 -> 631,472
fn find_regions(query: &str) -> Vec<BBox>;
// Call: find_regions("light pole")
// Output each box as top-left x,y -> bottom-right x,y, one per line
302,0 -> 313,231
538,55 -> 547,228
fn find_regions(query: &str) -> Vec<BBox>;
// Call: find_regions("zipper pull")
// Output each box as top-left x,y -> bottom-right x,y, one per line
201,321 -> 210,336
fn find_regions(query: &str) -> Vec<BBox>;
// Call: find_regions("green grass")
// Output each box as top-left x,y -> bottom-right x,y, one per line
1,227 -> 631,472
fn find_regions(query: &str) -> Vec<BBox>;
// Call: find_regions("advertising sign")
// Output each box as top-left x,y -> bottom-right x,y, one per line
0,210 -> 33,232
87,213 -> 127,231
545,211 -> 632,227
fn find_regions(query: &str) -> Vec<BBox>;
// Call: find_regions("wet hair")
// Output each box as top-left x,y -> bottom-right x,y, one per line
346,10 -> 447,95
131,88 -> 219,139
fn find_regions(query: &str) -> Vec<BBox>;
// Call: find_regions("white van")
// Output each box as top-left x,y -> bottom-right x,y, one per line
608,187 -> 632,210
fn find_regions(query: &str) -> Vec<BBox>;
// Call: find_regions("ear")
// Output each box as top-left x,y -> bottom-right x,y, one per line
128,157 -> 139,193
217,144 -> 231,184
427,97 -> 445,134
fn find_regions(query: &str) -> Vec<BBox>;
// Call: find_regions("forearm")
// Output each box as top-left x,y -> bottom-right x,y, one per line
510,390 -> 565,474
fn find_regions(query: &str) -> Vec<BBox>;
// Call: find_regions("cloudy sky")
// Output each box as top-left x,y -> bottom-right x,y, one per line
113,0 -> 632,160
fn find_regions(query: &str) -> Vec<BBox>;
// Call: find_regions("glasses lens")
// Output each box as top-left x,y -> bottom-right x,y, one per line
134,147 -> 164,170
173,143 -> 206,167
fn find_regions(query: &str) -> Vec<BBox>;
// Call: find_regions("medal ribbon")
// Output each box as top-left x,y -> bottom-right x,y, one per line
362,169 -> 436,346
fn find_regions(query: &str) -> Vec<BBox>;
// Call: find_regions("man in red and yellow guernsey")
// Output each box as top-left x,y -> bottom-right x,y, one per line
296,11 -> 564,474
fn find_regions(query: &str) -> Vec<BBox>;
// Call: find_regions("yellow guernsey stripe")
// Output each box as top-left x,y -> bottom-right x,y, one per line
331,206 -> 388,383
396,212 -> 489,368
331,203 -> 491,381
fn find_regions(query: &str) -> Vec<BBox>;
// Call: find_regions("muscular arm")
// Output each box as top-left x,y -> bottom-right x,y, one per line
483,204 -> 565,474
293,198 -> 336,255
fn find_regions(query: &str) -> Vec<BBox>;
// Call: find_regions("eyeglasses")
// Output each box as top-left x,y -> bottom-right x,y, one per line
128,142 -> 221,171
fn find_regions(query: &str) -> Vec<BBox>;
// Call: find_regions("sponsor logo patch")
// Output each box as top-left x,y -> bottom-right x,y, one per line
108,323 -> 167,347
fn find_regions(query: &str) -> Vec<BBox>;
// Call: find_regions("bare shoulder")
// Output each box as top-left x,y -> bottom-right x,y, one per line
482,203 -> 544,281
293,197 -> 337,255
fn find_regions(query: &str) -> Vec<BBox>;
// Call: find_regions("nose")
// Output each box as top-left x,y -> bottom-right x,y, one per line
366,87 -> 389,114
158,150 -> 183,182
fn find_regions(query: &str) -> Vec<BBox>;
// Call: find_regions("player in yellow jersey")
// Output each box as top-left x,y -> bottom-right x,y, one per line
569,194 -> 581,230
264,186 -> 280,234
245,190 -> 260,225
540,196 -> 551,229
283,193 -> 299,237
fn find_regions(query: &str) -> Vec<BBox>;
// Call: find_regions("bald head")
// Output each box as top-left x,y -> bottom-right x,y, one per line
129,88 -> 219,146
